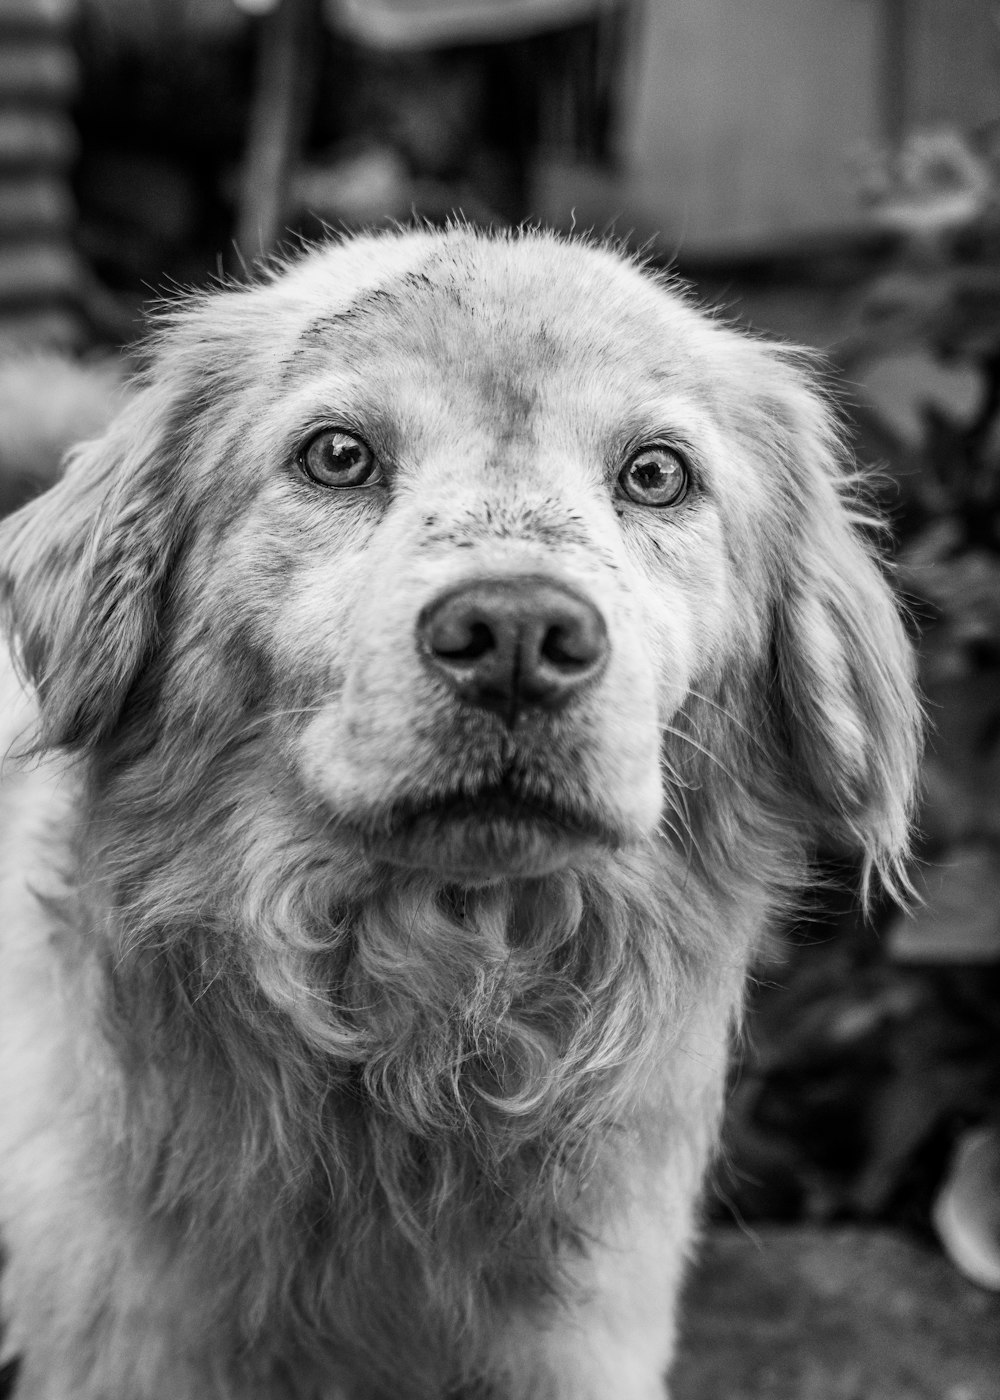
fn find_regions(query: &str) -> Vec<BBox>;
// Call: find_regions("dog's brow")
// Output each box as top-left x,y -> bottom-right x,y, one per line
300,286 -> 404,344
299,267 -> 447,348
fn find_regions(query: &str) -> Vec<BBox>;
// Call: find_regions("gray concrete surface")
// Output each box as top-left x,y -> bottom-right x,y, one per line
673,1226 -> 999,1400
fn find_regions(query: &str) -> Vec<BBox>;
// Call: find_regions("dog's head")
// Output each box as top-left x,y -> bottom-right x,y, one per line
0,229 -> 919,892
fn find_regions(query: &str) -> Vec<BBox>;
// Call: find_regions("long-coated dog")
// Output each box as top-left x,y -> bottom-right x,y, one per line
0,228 -> 920,1399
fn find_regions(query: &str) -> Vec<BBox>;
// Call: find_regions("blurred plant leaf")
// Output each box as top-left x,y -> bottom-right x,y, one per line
933,1125 -> 1000,1291
857,128 -> 992,237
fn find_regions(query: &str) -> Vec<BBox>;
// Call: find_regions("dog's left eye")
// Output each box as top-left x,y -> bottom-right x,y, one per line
618,446 -> 689,508
300,429 -> 380,488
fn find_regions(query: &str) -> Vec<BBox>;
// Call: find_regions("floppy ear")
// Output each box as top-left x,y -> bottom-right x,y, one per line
0,378 -> 195,752
759,354 -> 921,894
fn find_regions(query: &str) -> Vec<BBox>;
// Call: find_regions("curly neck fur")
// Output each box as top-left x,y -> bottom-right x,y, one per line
59,779 -> 745,1389
50,685 -> 796,1393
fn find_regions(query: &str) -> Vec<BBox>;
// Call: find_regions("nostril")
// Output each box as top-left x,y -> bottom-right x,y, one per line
430,618 -> 496,663
541,619 -> 602,672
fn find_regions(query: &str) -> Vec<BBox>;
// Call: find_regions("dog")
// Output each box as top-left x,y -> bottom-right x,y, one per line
0,228 -> 920,1399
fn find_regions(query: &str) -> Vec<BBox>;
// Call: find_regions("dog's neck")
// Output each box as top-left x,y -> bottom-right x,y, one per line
61,823 -> 738,1375
34,730 -> 776,1387
72,693 -> 795,1204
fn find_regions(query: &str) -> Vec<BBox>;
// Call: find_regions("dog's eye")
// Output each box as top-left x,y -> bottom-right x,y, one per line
300,429 -> 380,488
618,446 -> 689,508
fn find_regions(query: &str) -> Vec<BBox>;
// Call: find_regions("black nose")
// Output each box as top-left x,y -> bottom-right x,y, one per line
417,575 -> 608,723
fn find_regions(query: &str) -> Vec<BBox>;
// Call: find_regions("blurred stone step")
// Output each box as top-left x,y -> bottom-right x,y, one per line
0,111 -> 77,169
674,1226 -> 1000,1400
0,0 -> 74,27
0,41 -> 77,100
0,243 -> 82,303
0,175 -> 74,233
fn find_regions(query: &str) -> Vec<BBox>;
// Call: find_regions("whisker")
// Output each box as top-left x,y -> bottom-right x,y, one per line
230,704 -> 328,744
658,748 -> 702,794
245,705 -> 327,724
656,809 -> 701,885
660,722 -> 743,788
685,688 -> 762,745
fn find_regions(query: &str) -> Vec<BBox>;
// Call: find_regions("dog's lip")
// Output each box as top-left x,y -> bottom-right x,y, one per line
373,777 -> 618,845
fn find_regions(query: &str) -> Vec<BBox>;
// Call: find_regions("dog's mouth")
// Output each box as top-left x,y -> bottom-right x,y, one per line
361,775 -> 622,878
392,781 -> 604,833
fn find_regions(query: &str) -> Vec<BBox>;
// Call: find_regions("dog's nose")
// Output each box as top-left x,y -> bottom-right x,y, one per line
418,576 -> 608,722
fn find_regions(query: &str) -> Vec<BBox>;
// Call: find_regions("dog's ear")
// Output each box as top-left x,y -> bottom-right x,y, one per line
753,352 -> 921,894
0,376 -> 194,752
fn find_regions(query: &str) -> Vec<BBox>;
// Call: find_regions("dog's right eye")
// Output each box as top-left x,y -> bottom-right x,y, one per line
300,429 -> 380,488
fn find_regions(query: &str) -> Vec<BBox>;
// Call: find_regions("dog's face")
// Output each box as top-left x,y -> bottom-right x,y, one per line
0,230 -> 919,889
210,238 -> 764,879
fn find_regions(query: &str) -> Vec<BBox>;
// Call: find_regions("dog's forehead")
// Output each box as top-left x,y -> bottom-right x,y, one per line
289,234 -> 699,393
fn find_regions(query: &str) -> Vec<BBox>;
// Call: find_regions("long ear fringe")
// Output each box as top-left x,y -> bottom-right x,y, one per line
0,380 -> 194,753
0,267 -> 296,754
732,341 -> 923,909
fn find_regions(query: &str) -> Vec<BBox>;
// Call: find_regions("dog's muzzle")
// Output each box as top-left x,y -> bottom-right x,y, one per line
417,575 -> 608,727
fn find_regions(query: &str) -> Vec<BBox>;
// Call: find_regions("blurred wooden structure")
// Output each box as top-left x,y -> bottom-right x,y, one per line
235,0 -> 629,261
536,0 -> 1000,256
9,0 -> 1000,307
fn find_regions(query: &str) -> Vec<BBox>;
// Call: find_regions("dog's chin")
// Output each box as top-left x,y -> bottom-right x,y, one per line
362,791 -> 624,882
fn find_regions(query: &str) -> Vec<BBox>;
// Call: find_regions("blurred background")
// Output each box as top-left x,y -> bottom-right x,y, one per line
0,1 -> 998,1395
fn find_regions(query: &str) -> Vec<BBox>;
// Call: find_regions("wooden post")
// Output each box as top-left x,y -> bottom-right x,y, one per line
234,0 -> 322,264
